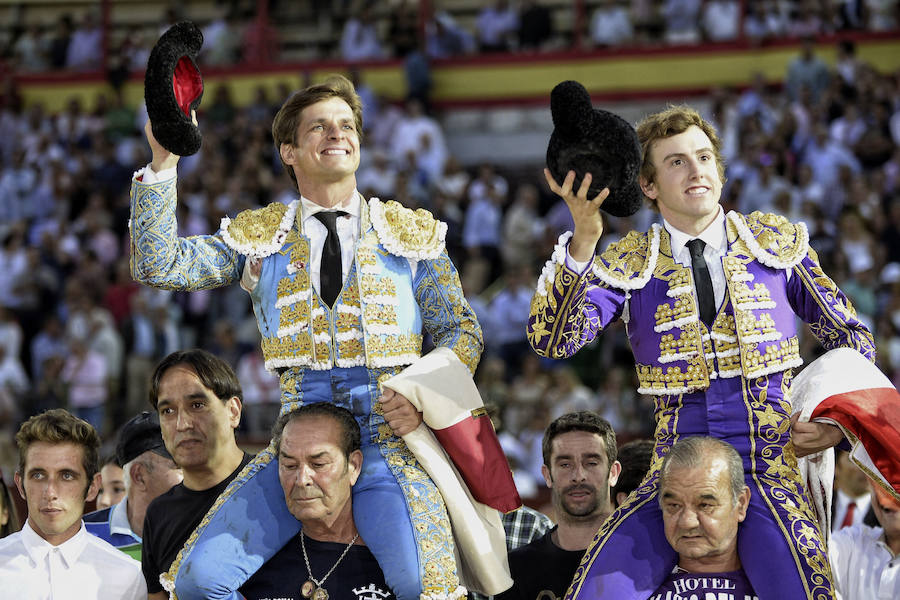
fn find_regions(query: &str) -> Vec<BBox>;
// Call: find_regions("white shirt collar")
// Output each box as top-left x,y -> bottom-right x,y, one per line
21,519 -> 88,568
109,498 -> 138,540
299,191 -> 362,221
664,205 -> 726,258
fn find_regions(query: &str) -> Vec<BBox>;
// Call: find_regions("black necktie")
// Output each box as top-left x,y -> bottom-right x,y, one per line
687,238 -> 716,327
314,211 -> 347,307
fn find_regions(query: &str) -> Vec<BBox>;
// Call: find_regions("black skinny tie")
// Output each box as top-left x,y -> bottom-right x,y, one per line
687,238 -> 716,327
314,211 -> 347,307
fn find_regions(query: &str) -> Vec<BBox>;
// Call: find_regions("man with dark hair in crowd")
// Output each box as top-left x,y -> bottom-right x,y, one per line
612,438 -> 653,508
498,411 -> 620,600
84,411 -> 183,560
239,403 -> 392,600
142,349 -> 252,600
0,409 -> 146,598
652,436 -> 755,599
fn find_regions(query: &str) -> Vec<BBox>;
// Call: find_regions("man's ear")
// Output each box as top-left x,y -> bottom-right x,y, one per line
14,471 -> 25,500
639,176 -> 657,200
607,460 -> 622,488
279,143 -> 296,167
348,450 -> 363,486
736,486 -> 751,522
129,461 -> 145,490
541,464 -> 553,489
85,472 -> 101,503
227,397 -> 242,429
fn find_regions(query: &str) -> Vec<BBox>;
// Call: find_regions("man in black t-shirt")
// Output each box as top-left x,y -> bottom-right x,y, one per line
142,350 -> 250,600
498,412 -> 621,600
239,403 -> 392,600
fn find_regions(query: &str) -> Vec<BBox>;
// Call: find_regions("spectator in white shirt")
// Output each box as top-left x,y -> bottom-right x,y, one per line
829,479 -> 900,600
590,0 -> 633,47
0,409 -> 146,599
701,0 -> 740,41
340,4 -> 386,62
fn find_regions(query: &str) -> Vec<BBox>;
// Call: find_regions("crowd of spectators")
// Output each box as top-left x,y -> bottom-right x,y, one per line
0,5 -> 899,502
2,1 -> 899,72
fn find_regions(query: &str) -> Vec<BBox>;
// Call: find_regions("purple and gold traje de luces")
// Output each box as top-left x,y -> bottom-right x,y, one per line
528,210 -> 875,600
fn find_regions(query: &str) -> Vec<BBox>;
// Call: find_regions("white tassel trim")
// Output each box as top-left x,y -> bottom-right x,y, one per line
336,356 -> 366,368
638,384 -> 702,395
667,285 -> 692,298
275,290 -> 310,308
368,197 -> 447,260
335,329 -> 364,341
742,332 -> 782,343
313,332 -> 332,343
655,314 -> 698,333
363,324 -> 402,335
362,294 -> 400,305
711,331 -> 737,342
734,300 -> 776,310
730,272 -> 755,282
717,368 -> 743,378
264,357 -> 334,371
338,305 -> 362,316
369,353 -> 419,368
220,200 -> 298,259
535,232 -> 572,296
659,351 -> 699,364
276,323 -> 308,338
591,223 -> 661,291
728,211 -> 808,270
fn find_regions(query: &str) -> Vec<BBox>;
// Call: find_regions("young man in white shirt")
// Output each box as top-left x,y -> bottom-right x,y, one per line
0,408 -> 146,599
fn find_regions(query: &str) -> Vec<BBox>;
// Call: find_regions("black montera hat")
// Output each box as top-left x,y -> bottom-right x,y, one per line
545,80 -> 643,217
144,21 -> 204,156
116,411 -> 172,466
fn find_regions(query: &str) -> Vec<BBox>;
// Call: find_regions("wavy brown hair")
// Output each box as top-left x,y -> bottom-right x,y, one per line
636,105 -> 726,210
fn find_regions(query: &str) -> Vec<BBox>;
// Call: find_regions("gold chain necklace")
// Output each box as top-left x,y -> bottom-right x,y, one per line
299,530 -> 361,600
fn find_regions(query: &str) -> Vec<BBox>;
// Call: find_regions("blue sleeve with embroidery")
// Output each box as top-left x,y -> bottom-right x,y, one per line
130,177 -> 244,291
413,250 -> 483,374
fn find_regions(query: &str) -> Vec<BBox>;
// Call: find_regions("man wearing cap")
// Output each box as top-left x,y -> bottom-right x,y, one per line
84,411 -> 183,560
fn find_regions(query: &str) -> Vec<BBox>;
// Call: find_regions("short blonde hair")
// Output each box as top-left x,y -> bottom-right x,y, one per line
636,106 -> 726,210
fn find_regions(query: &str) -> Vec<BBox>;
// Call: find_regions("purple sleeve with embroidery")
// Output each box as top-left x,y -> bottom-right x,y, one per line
527,262 -> 627,360
787,250 -> 876,360
650,570 -> 758,600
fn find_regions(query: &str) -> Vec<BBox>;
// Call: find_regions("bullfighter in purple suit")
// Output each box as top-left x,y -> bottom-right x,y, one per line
528,105 -> 875,600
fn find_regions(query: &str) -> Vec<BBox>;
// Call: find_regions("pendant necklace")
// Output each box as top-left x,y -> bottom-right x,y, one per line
300,530 -> 360,600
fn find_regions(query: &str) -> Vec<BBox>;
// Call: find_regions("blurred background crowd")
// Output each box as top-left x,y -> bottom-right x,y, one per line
0,0 -> 899,503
